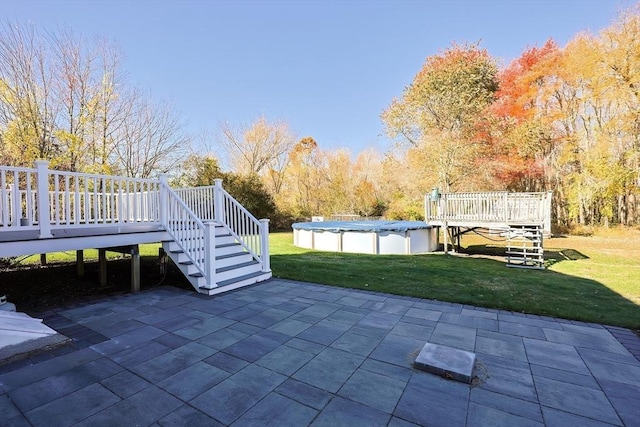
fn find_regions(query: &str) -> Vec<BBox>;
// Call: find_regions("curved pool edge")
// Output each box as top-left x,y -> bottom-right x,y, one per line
292,221 -> 437,255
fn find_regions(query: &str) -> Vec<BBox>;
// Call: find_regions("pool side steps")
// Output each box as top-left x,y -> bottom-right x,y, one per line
414,342 -> 476,384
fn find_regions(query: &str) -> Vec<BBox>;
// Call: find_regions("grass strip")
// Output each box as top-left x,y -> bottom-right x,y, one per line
270,232 -> 640,330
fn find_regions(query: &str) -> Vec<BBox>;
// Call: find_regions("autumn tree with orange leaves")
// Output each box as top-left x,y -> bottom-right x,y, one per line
382,42 -> 499,192
488,6 -> 640,227
142,5 -> 640,228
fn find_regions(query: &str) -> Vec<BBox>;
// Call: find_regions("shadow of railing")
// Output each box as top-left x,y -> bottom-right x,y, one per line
462,244 -> 589,268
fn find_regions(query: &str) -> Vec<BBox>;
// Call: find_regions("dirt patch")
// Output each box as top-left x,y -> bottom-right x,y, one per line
0,258 -> 192,314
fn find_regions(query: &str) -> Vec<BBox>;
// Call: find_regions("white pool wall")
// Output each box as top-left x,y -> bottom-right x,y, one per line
293,222 -> 437,255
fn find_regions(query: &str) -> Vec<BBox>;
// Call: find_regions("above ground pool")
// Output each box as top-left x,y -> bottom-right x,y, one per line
292,220 -> 437,255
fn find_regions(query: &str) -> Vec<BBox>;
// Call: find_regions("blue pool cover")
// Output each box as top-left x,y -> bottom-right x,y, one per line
292,221 -> 431,232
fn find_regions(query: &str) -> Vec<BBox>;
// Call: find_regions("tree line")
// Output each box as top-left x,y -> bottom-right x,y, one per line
2,6 -> 639,229
0,23 -> 188,176
382,6 -> 639,228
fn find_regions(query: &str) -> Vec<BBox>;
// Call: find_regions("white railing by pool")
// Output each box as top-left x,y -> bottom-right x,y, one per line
425,191 -> 552,233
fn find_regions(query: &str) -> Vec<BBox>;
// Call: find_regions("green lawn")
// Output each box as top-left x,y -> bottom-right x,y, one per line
9,228 -> 639,329
269,229 -> 640,330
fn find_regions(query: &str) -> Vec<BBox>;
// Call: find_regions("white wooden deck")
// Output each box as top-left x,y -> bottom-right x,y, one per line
424,191 -> 552,268
424,191 -> 552,234
0,225 -> 168,258
0,161 -> 271,294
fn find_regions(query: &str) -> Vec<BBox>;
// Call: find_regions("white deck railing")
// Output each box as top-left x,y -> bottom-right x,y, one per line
1,161 -> 160,237
175,180 -> 270,273
219,183 -> 270,272
425,191 -> 552,232
174,185 -> 216,222
162,182 -> 215,284
1,161 -> 270,282
0,164 -> 38,230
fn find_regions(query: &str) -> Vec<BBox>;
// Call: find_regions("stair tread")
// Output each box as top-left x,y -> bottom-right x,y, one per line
171,246 -> 242,254
217,260 -> 259,273
506,261 -> 543,265
216,251 -> 250,260
187,259 -> 259,279
201,270 -> 269,290
216,242 -> 241,248
178,259 -> 206,265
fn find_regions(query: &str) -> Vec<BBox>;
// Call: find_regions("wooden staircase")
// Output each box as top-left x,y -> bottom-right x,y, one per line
505,225 -> 544,269
161,178 -> 272,295
163,224 -> 270,295
0,162 -> 272,296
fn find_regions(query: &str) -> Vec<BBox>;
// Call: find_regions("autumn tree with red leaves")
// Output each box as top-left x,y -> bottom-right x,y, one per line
489,39 -> 559,191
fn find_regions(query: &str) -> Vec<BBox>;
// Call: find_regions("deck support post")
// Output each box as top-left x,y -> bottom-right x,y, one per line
443,193 -> 449,254
98,246 -> 140,291
443,222 -> 449,254
99,249 -> 107,286
130,245 -> 140,293
448,226 -> 457,253
76,250 -> 84,276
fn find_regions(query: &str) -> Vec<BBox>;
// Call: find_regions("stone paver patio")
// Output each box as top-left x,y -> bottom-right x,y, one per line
1,279 -> 639,426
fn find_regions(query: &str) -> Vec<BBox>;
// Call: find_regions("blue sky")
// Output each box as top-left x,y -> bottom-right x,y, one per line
3,0 -> 632,156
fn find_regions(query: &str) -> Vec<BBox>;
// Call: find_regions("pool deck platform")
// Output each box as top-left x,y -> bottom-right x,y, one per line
1,279 -> 639,426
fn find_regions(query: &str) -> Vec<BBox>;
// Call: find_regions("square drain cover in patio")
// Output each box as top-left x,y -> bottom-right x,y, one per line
414,342 -> 476,384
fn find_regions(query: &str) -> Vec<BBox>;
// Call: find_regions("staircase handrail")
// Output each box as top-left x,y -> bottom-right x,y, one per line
161,181 -> 216,283
173,185 -> 216,221
216,182 -> 270,272
173,179 -> 270,273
